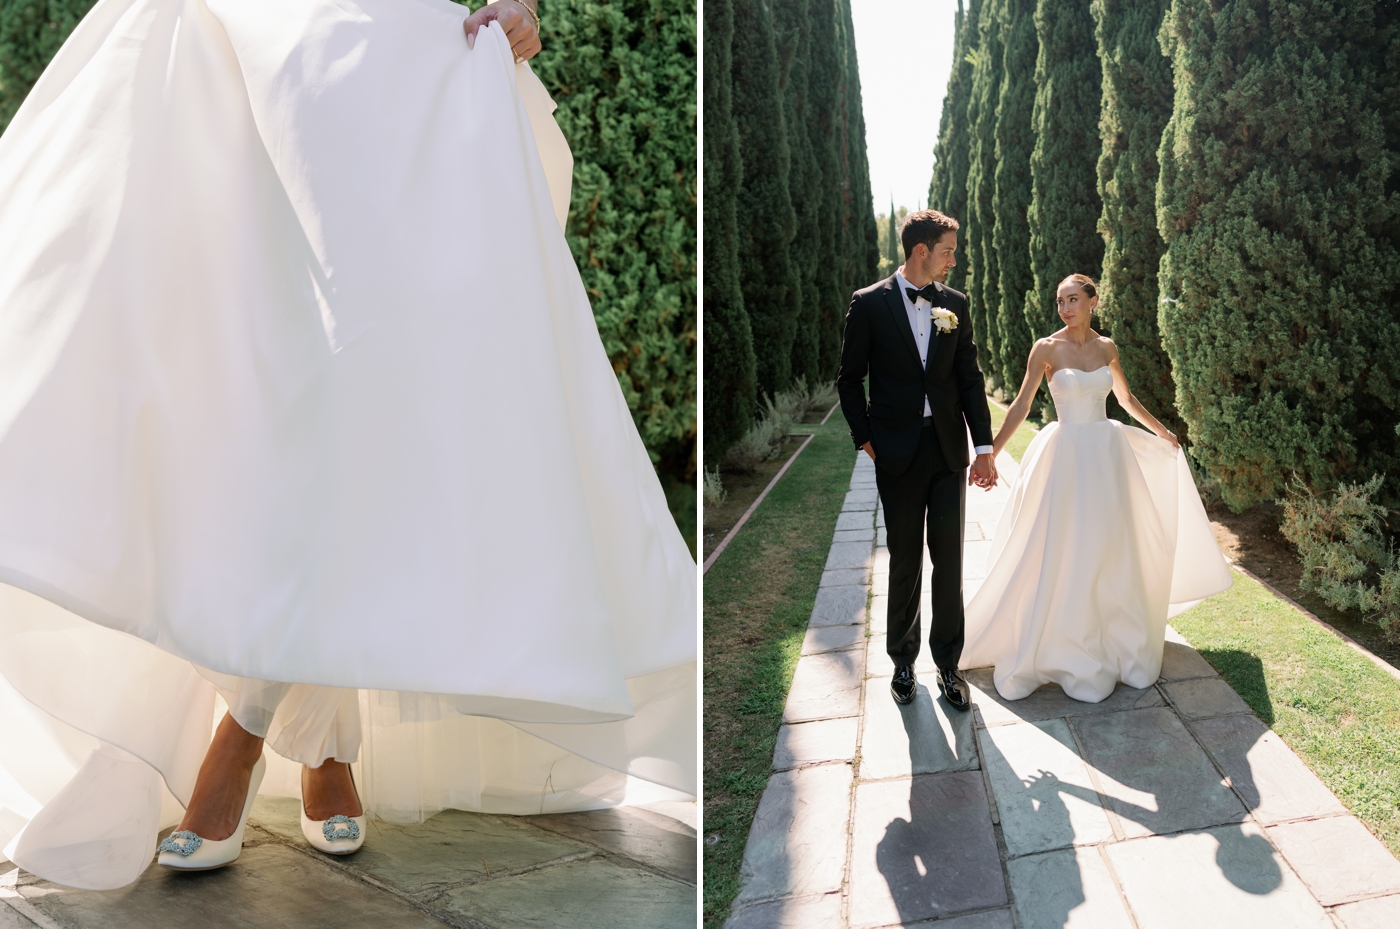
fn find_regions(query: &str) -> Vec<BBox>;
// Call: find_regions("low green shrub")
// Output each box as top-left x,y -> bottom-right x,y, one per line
1279,474 -> 1400,642
703,467 -> 727,506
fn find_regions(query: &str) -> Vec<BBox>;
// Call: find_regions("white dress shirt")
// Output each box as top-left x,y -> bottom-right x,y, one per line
894,269 -> 994,458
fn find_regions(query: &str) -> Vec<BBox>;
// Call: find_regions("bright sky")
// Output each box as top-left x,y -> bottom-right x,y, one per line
849,0 -> 959,215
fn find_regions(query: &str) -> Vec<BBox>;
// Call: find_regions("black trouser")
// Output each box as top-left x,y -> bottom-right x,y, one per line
875,421 -> 966,672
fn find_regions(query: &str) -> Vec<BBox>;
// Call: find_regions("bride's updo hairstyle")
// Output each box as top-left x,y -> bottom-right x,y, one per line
1059,273 -> 1098,298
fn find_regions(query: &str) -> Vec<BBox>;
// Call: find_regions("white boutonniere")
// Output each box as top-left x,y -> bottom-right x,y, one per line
930,307 -> 959,334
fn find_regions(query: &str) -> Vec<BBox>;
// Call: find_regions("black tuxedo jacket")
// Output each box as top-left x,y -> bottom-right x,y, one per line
835,275 -> 994,476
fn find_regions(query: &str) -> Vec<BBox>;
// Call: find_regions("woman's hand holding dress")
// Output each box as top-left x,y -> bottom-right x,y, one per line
464,0 -> 542,60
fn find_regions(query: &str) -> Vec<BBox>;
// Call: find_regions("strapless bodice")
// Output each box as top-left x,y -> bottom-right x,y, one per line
1049,366 -> 1112,424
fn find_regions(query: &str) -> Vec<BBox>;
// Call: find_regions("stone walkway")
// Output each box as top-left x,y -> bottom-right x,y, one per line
1,800 -> 695,929
725,451 -> 1400,929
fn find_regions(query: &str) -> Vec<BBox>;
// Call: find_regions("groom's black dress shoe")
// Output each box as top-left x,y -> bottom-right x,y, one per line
937,668 -> 971,711
890,666 -> 917,705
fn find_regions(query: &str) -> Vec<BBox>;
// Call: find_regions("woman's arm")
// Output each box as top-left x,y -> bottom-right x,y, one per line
1107,344 -> 1179,447
464,0 -> 542,61
993,340 -> 1050,457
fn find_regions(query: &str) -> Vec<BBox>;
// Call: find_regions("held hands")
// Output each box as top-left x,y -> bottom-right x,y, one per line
463,0 -> 541,62
969,453 -> 998,490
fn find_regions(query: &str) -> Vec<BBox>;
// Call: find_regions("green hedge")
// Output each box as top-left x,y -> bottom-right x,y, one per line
1156,0 -> 1400,508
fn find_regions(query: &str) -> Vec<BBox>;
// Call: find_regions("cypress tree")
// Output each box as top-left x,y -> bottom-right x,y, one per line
731,0 -> 800,400
839,0 -> 880,293
929,0 -> 980,300
807,0 -> 847,379
1157,0 -> 1400,508
774,0 -> 822,387
1093,0 -> 1178,434
991,0 -> 1036,390
964,0 -> 1006,387
886,199 -> 899,269
701,0 -> 757,462
1023,0 -> 1104,354
0,0 -> 97,131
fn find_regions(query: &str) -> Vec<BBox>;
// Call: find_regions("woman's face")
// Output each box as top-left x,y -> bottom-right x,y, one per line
1056,283 -> 1097,326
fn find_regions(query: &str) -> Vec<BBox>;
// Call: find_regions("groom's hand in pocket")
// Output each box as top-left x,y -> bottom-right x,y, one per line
862,441 -> 876,462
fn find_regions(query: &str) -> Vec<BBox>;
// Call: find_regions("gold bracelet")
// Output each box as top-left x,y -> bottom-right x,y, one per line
508,0 -> 540,30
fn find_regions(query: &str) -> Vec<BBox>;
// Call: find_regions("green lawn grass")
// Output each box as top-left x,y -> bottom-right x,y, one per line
702,416 -> 855,929
1173,571 -> 1400,856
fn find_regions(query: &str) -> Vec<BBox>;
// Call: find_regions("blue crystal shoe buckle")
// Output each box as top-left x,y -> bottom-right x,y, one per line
158,830 -> 204,856
323,815 -> 360,841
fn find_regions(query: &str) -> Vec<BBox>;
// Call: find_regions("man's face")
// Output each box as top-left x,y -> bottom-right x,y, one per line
929,232 -> 957,283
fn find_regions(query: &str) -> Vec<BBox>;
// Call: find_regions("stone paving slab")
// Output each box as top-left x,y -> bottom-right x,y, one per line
528,808 -> 696,883
773,720 -> 859,771
821,568 -> 870,588
1333,893 -> 1400,929
833,528 -> 875,544
733,764 -> 853,906
810,586 -> 868,628
1006,846 -> 1133,929
826,541 -> 875,572
1186,714 -> 1346,824
783,651 -> 863,723
843,489 -> 879,511
859,680 -> 979,780
1072,708 -> 1246,838
15,843 -> 450,929
1161,678 -> 1252,720
865,634 -> 936,675
903,909 -> 1015,929
836,512 -> 875,532
0,905 -> 35,929
251,798 -> 586,894
966,670 -> 1164,727
1158,641 -> 1219,681
1266,815 -> 1400,906
847,772 -> 1006,929
802,623 -> 865,655
725,891 -> 843,929
977,719 -> 1115,858
438,856 -> 693,929
1105,824 -> 1333,928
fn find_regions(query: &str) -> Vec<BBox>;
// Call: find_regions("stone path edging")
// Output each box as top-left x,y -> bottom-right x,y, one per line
725,450 -> 1400,929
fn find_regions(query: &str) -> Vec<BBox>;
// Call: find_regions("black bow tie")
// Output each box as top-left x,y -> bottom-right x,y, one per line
905,284 -> 939,305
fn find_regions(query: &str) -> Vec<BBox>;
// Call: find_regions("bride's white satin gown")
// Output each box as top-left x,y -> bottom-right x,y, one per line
0,0 -> 696,890
961,366 -> 1232,703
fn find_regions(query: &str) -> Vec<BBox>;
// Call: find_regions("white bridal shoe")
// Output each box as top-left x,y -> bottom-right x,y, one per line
299,765 -> 366,856
157,755 -> 267,871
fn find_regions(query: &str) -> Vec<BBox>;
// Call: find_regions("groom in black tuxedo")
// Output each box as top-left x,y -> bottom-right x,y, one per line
836,210 -> 996,711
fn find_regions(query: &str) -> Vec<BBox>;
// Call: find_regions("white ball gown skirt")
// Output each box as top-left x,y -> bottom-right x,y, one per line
0,0 -> 696,891
960,366 -> 1232,703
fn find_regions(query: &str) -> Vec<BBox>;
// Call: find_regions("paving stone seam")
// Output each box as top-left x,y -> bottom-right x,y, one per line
862,902 -> 1018,929
244,824 -> 481,929
1062,715 -> 1129,843
1149,683 -> 1338,903
840,463 -> 874,929
0,889 -> 58,929
245,821 -> 591,929
517,821 -> 698,888
1094,841 -> 1145,929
